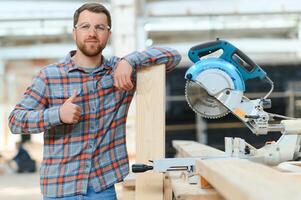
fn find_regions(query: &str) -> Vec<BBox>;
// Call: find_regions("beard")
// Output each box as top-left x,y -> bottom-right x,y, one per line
76,38 -> 105,57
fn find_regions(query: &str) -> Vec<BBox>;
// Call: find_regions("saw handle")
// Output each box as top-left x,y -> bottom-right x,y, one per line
188,40 -> 267,80
132,164 -> 153,173
233,48 -> 266,80
188,40 -> 222,61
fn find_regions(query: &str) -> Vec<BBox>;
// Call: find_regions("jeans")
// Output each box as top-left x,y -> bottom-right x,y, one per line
43,186 -> 117,200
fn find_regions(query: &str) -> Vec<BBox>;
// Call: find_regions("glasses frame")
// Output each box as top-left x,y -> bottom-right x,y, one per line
74,23 -> 111,33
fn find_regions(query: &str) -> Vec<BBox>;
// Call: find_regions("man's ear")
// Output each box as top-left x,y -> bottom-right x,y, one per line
107,30 -> 112,41
72,28 -> 76,41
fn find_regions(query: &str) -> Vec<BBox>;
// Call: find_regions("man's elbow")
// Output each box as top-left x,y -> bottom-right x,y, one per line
8,113 -> 22,134
167,51 -> 182,72
8,121 -> 20,134
174,53 -> 182,66
9,127 -> 22,134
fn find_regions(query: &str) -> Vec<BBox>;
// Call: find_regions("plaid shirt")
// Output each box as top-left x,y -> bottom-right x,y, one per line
8,47 -> 181,197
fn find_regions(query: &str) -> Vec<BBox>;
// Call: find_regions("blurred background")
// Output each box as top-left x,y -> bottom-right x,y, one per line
1,0 -> 301,199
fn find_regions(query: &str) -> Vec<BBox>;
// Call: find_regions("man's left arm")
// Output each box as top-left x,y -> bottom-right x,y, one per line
114,47 -> 181,90
123,46 -> 181,72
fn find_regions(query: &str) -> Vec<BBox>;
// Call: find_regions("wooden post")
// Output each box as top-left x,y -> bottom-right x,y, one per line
135,64 -> 165,200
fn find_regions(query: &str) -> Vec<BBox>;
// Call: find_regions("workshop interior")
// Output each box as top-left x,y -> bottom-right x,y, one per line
1,0 -> 301,200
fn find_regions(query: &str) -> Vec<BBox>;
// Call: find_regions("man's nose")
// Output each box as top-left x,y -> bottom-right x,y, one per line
88,27 -> 97,36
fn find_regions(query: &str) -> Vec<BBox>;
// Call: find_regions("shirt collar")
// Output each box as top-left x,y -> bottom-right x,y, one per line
64,50 -> 111,73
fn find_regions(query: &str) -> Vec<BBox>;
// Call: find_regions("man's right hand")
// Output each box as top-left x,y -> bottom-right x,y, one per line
59,91 -> 81,124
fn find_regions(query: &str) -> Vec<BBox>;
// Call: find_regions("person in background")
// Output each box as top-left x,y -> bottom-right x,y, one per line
8,2 -> 181,200
8,141 -> 36,173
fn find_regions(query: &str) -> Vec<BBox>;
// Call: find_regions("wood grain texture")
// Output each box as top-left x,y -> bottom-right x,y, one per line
135,65 -> 165,200
200,176 -> 212,189
171,140 -> 225,199
196,158 -> 301,200
122,173 -> 135,189
168,172 -> 224,200
172,140 -> 226,157
164,175 -> 173,200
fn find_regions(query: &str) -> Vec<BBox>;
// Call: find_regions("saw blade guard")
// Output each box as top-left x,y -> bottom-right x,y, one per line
185,57 -> 246,93
185,58 -> 245,118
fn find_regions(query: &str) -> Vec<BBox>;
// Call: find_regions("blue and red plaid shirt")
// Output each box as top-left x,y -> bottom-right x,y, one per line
8,47 -> 181,197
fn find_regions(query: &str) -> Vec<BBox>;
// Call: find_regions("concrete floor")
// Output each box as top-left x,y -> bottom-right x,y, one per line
0,142 -> 127,200
0,172 -> 41,200
0,170 -> 127,200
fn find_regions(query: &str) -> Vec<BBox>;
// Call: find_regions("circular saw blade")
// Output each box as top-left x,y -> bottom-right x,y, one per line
185,80 -> 230,119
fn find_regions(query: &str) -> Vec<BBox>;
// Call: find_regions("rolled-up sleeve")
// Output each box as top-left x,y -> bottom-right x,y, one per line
122,46 -> 182,72
8,70 -> 62,134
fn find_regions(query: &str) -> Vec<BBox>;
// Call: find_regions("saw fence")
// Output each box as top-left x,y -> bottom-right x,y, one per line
122,140 -> 301,200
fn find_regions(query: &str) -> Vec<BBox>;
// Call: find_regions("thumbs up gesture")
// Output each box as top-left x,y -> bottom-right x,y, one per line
59,91 -> 81,124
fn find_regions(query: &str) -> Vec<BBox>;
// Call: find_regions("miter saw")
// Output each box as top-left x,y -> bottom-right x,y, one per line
132,39 -> 301,177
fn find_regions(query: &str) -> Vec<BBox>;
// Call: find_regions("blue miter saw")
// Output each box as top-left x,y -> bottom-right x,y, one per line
132,40 -> 301,177
185,39 -> 272,131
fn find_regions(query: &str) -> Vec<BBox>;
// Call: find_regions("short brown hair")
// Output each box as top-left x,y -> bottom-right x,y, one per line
73,3 -> 111,29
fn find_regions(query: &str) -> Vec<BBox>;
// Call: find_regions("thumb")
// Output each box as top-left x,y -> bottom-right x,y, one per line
66,90 -> 77,103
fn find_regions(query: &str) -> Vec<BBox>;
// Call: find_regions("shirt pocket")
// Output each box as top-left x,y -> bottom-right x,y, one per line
102,76 -> 127,109
99,75 -> 114,89
49,86 -> 83,105
50,86 -> 66,98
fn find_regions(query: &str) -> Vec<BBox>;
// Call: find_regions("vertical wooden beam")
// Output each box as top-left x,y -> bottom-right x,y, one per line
163,175 -> 172,200
135,64 -> 165,200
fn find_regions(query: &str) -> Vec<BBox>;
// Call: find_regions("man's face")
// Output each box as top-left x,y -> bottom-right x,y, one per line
73,10 -> 111,57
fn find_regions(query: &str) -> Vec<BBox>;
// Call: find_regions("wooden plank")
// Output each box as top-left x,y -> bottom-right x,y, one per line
199,176 -> 212,189
121,174 -> 135,200
135,64 -> 165,200
171,140 -> 225,199
123,173 -> 135,190
168,172 -> 224,200
196,158 -> 301,200
164,175 -> 173,200
172,140 -> 226,157
121,188 -> 135,200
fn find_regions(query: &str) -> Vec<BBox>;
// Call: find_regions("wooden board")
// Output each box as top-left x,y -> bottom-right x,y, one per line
196,158 -> 301,200
172,140 -> 226,158
123,173 -> 135,190
121,188 -> 135,200
135,64 -> 165,200
171,140 -> 226,199
164,175 -> 173,200
168,172 -> 224,200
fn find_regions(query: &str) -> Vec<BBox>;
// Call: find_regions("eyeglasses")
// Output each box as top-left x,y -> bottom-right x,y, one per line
75,23 -> 111,33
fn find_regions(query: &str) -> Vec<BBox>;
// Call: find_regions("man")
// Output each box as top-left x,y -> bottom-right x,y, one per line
8,2 -> 181,200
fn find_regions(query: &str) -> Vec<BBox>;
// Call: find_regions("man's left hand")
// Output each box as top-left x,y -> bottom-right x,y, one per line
114,59 -> 134,91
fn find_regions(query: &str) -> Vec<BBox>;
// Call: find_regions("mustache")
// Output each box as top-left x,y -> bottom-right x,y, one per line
84,37 -> 99,42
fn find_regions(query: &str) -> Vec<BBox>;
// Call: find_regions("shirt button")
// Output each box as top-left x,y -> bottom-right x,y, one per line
88,144 -> 93,149
92,107 -> 96,112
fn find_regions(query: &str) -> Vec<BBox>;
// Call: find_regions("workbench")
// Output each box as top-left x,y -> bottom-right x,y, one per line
122,140 -> 301,200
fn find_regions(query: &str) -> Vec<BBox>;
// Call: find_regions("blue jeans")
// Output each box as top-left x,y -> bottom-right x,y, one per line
43,186 -> 117,200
